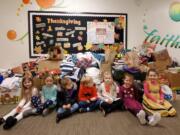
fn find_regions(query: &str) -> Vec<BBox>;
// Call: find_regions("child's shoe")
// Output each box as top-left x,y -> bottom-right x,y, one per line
99,104 -> 107,117
148,113 -> 161,126
137,110 -> 147,125
102,108 -> 107,117
56,110 -> 71,123
79,108 -> 88,113
3,116 -> 17,130
56,114 -> 61,123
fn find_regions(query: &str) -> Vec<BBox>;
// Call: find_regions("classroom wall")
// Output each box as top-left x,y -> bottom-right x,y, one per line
0,0 -> 179,69
140,0 -> 180,63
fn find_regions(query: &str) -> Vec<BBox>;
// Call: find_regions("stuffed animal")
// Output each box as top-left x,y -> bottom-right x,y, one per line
48,46 -> 64,60
124,51 -> 140,69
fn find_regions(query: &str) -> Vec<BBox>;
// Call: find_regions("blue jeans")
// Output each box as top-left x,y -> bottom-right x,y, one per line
57,103 -> 79,114
79,99 -> 101,111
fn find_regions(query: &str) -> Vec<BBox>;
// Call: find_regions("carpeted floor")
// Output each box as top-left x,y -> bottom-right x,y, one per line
0,99 -> 180,135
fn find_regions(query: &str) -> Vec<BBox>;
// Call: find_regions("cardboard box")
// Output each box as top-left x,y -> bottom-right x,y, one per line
38,60 -> 60,72
11,66 -> 23,74
100,62 -> 111,79
148,62 -> 155,69
0,87 -> 21,104
164,71 -> 180,90
155,61 -> 169,72
152,49 -> 172,72
105,49 -> 117,64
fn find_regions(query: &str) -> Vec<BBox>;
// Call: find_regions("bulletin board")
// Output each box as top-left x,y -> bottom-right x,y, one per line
28,11 -> 127,58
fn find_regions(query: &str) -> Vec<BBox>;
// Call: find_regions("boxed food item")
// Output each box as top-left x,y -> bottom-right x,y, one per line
0,87 -> 21,104
164,70 -> 180,90
148,49 -> 172,72
38,60 -> 60,72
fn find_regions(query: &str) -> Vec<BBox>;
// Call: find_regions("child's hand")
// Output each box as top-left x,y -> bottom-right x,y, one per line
16,107 -> 22,113
107,99 -> 113,104
67,104 -> 71,109
63,105 -> 67,109
157,100 -> 164,105
90,97 -> 97,101
159,99 -> 164,104
86,100 -> 90,103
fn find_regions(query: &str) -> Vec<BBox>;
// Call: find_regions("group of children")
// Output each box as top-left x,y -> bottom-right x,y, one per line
0,69 -> 176,129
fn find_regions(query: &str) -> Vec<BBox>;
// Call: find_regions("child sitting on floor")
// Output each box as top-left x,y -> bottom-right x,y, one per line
98,72 -> 124,116
78,75 -> 100,112
41,75 -> 57,116
119,73 -> 161,126
143,69 -> 176,117
0,77 -> 37,129
56,77 -> 79,123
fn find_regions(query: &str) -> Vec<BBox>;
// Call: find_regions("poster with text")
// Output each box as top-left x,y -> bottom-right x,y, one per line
28,11 -> 127,58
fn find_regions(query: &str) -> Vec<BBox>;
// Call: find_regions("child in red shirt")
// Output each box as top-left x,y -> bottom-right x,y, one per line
78,76 -> 100,112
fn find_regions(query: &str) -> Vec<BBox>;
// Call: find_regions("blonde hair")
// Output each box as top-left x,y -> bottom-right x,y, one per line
103,71 -> 112,79
44,74 -> 54,84
81,75 -> 93,86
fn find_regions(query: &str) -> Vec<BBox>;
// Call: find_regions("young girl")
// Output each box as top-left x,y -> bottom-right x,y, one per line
0,77 -> 36,129
143,69 -> 176,117
56,77 -> 79,123
41,75 -> 57,116
78,75 -> 100,112
119,74 -> 161,126
98,72 -> 124,116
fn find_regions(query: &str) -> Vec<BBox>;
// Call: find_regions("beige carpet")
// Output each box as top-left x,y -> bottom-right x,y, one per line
0,98 -> 180,135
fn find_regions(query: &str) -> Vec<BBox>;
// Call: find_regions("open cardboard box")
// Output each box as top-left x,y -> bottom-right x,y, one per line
148,49 -> 172,72
38,60 -> 60,72
164,70 -> 180,89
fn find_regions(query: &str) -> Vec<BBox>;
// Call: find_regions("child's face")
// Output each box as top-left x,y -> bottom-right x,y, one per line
45,76 -> 53,86
104,74 -> 112,84
148,71 -> 158,81
124,76 -> 133,88
86,77 -> 94,87
23,79 -> 32,89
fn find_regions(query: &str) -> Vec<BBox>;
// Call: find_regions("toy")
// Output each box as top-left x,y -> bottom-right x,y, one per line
48,46 -> 64,60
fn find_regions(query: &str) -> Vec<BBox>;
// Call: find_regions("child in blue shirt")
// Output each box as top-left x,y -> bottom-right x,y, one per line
41,75 -> 57,116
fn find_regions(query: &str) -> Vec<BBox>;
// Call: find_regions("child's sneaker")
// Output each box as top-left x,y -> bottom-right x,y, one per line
79,108 -> 87,113
56,114 -> 61,123
148,113 -> 161,126
3,116 -> 17,130
99,103 -> 107,117
137,110 -> 147,125
102,108 -> 107,117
